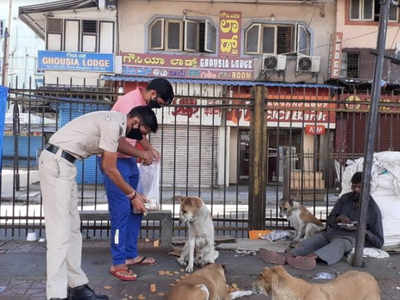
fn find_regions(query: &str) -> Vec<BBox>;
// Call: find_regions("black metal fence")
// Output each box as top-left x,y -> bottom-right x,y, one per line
1,79 -> 400,240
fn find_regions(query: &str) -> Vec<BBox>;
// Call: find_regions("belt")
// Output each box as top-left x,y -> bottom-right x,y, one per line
45,144 -> 76,163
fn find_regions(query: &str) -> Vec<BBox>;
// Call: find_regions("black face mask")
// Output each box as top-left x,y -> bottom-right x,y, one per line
126,128 -> 143,140
148,99 -> 161,109
352,191 -> 360,201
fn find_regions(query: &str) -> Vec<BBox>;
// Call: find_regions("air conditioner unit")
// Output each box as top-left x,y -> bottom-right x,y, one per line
263,54 -> 287,71
296,54 -> 320,73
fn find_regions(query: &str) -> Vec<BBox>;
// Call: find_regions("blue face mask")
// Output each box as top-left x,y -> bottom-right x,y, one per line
126,128 -> 143,140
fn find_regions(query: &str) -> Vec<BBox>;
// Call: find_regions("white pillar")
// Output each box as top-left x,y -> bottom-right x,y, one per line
303,131 -> 315,171
229,127 -> 238,184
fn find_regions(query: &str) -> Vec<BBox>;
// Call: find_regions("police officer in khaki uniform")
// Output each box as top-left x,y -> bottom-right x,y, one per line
39,106 -> 157,300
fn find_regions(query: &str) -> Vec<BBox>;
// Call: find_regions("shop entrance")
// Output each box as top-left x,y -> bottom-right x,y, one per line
238,128 -> 303,183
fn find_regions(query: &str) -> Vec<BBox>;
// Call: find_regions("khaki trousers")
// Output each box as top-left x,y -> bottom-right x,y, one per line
39,149 -> 88,299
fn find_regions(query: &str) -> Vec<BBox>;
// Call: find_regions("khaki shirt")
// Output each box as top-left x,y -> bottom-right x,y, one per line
49,111 -> 127,159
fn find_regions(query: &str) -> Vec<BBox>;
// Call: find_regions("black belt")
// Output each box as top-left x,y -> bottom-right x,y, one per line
46,144 -> 76,163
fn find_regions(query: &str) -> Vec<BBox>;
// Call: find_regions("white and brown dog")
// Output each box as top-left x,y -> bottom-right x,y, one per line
279,198 -> 324,242
167,263 -> 231,300
177,196 -> 219,273
253,265 -> 380,300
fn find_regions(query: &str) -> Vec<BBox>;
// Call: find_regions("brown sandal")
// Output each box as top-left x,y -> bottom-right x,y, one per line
109,266 -> 137,281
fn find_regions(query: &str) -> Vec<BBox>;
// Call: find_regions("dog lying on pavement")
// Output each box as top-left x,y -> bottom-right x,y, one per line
167,263 -> 230,300
279,198 -> 324,243
253,265 -> 380,300
177,196 -> 219,272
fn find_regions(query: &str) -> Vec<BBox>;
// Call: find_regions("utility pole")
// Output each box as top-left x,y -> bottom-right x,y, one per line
1,0 -> 12,86
352,0 -> 391,267
249,85 -> 267,229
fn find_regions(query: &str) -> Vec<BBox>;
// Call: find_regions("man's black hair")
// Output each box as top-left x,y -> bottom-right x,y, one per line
127,105 -> 158,133
351,172 -> 362,184
147,78 -> 174,105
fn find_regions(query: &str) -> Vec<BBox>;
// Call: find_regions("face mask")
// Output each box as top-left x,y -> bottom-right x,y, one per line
126,128 -> 143,140
148,99 -> 161,109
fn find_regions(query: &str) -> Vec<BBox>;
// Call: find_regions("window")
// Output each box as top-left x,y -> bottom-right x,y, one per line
82,20 -> 97,52
342,52 -> 360,78
166,20 -> 183,51
350,0 -> 398,21
347,53 -> 359,78
245,23 -> 310,55
65,20 -> 79,51
150,19 -> 164,49
378,1 -> 398,21
46,18 -> 114,52
149,17 -> 216,53
47,18 -> 63,51
389,3 -> 399,21
99,21 -> 114,53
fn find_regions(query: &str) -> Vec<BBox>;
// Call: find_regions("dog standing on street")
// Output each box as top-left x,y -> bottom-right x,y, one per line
177,196 -> 219,273
279,198 -> 324,242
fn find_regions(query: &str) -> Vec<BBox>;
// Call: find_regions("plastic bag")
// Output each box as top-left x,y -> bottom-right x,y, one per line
260,230 -> 292,241
137,161 -> 160,210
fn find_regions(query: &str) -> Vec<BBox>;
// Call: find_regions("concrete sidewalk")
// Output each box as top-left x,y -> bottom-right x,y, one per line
0,240 -> 399,300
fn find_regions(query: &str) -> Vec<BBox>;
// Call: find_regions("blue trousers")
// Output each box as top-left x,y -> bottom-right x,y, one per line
100,157 -> 142,266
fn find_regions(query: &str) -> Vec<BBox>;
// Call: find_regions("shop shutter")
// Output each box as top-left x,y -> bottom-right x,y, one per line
150,124 -> 218,188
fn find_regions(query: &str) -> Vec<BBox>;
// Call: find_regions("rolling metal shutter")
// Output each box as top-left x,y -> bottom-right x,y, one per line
150,124 -> 218,188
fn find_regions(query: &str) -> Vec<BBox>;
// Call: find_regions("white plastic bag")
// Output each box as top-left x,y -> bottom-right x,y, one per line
137,161 -> 160,210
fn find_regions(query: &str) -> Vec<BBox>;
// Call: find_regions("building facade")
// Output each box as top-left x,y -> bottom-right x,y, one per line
20,0 -> 339,188
332,0 -> 400,155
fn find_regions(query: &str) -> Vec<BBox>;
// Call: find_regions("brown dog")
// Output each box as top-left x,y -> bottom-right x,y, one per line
253,265 -> 380,300
167,263 -> 231,300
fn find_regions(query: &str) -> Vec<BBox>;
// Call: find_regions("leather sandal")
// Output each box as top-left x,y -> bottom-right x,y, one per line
109,266 -> 137,281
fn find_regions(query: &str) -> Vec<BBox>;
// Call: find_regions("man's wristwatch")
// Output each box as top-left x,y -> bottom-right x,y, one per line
127,191 -> 137,200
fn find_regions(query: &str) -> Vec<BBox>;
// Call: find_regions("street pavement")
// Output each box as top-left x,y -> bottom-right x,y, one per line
0,240 -> 399,300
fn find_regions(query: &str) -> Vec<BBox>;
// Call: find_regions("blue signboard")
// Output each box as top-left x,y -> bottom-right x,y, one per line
38,50 -> 114,72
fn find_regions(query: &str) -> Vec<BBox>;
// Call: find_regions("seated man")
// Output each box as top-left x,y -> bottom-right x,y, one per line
260,172 -> 384,270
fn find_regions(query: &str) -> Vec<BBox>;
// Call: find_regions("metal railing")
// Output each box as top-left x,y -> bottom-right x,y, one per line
1,79 -> 400,240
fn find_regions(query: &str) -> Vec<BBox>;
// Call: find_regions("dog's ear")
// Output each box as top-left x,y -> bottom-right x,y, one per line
191,197 -> 204,208
288,198 -> 294,206
271,265 -> 286,276
175,196 -> 185,203
260,267 -> 274,293
261,267 -> 272,279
